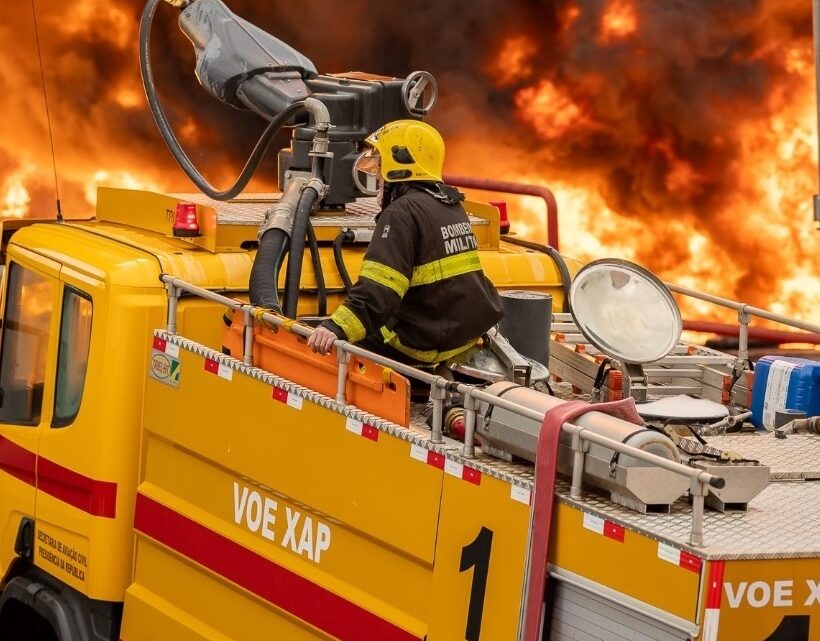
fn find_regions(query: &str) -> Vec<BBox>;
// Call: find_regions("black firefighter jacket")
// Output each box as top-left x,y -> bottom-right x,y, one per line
323,186 -> 504,363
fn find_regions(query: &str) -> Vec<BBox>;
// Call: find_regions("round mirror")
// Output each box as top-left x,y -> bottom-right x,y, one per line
569,259 -> 682,364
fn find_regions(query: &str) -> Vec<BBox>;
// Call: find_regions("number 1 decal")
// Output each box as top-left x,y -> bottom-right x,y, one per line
459,526 -> 494,641
762,615 -> 810,641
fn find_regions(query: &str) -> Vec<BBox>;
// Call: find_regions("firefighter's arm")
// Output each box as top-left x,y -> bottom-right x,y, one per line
320,206 -> 417,346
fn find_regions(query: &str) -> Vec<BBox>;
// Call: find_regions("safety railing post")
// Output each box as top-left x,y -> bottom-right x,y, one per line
689,478 -> 709,547
243,308 -> 253,366
737,306 -> 750,363
430,382 -> 446,444
462,389 -> 478,459
569,430 -> 586,500
166,282 -> 179,335
336,347 -> 350,405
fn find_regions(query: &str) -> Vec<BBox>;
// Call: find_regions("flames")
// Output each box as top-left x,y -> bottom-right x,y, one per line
0,0 -> 817,325
478,0 -> 819,324
600,0 -> 638,42
1,171 -> 33,219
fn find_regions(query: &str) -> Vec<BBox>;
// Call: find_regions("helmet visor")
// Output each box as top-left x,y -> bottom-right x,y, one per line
354,148 -> 381,177
352,149 -> 382,196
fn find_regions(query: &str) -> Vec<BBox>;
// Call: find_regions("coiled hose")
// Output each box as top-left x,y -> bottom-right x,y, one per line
283,187 -> 321,317
139,0 -> 305,200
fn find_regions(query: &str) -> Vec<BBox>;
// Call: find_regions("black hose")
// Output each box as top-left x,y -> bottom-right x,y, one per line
306,221 -> 327,316
249,229 -> 288,311
283,187 -> 320,317
333,230 -> 355,292
502,236 -> 572,313
139,0 -> 306,201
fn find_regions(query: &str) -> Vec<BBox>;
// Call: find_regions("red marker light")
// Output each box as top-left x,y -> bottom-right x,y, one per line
490,200 -> 510,234
173,202 -> 200,237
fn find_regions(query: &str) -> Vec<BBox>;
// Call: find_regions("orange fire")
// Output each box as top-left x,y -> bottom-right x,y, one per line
1,172 -> 32,219
515,80 -> 593,141
492,36 -> 537,86
0,0 -> 817,327
479,0 -> 819,325
600,0 -> 638,43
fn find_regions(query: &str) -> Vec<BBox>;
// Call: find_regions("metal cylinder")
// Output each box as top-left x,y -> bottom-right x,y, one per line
774,408 -> 807,430
479,382 -> 679,465
498,291 -> 552,365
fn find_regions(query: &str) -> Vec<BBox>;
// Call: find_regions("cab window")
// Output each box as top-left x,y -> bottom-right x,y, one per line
53,288 -> 92,428
0,263 -> 54,425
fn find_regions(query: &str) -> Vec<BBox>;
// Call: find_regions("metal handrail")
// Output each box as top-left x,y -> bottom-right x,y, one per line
160,274 -> 724,546
666,283 -> 820,334
666,282 -> 820,374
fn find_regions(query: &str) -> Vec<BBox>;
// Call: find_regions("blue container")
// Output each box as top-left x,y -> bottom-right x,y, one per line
751,356 -> 820,429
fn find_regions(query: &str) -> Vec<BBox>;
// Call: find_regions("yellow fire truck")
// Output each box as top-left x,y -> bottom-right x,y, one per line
0,1 -> 817,640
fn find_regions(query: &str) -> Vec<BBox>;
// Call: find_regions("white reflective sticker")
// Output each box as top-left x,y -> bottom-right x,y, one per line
510,485 -> 532,505
165,342 -> 180,358
583,512 -> 605,535
410,444 -> 428,462
444,459 -> 463,478
345,417 -> 363,435
287,394 -> 303,410
217,363 -> 233,381
658,542 -> 681,565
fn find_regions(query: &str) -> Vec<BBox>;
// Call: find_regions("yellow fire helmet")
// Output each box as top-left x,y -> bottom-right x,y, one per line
364,119 -> 445,183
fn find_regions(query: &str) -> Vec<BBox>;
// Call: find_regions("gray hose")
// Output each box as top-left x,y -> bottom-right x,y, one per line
139,0 -> 305,201
283,187 -> 320,317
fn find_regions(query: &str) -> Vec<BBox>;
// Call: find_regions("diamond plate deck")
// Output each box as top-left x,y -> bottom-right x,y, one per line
556,479 -> 820,560
705,433 -> 820,480
171,192 -> 488,228
414,399 -> 819,559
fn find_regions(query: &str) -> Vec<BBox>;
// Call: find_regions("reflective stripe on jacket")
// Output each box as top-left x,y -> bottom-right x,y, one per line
323,187 -> 503,363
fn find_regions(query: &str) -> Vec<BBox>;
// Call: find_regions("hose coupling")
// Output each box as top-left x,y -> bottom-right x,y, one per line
258,177 -> 307,239
305,176 -> 328,200
304,97 -> 332,155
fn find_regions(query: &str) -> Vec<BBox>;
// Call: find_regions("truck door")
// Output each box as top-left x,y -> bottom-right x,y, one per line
33,266 -> 104,597
0,256 -> 61,576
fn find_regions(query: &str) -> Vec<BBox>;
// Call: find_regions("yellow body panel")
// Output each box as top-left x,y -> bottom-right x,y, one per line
427,472 -> 531,640
122,336 -> 538,641
126,344 -> 442,639
550,502 -> 702,622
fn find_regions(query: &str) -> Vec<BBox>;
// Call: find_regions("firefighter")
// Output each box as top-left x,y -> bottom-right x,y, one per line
308,119 -> 504,364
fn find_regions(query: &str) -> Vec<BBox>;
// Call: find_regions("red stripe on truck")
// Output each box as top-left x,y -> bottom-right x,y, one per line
706,560 -> 726,609
38,457 -> 117,519
0,436 -> 117,518
0,435 -> 37,486
133,493 -> 421,641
